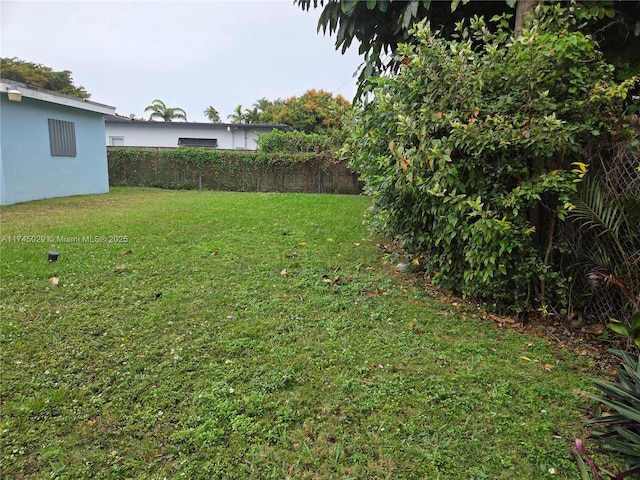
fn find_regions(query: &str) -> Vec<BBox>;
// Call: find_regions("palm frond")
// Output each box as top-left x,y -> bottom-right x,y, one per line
569,176 -> 624,240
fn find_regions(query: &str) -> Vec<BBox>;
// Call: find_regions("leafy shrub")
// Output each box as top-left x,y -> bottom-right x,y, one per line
345,7 -> 632,312
257,129 -> 337,154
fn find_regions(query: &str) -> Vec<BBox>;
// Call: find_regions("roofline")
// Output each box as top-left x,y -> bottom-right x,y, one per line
105,115 -> 292,130
0,79 -> 116,115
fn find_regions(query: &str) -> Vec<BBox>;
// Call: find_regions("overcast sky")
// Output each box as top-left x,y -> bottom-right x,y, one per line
1,0 -> 363,122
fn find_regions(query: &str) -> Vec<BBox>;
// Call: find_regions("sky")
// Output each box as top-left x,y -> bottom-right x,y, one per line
1,0 -> 363,122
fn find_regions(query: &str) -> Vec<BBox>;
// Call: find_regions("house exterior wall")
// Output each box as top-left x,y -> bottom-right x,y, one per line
105,122 -> 277,150
0,96 -> 110,205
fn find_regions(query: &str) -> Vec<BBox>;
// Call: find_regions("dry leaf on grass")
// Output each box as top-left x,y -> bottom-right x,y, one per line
49,277 -> 59,286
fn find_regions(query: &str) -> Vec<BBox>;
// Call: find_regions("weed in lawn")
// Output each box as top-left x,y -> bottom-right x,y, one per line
0,188 -> 614,478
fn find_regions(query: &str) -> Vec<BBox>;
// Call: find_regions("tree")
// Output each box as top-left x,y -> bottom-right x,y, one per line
204,105 -> 221,123
273,89 -> 350,135
144,99 -> 187,122
243,107 -> 261,124
227,105 -> 245,123
295,0 -> 640,92
1,57 -> 90,98
257,98 -> 286,124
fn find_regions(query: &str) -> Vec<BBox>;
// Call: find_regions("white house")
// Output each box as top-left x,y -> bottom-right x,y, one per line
0,79 -> 116,205
105,116 -> 292,150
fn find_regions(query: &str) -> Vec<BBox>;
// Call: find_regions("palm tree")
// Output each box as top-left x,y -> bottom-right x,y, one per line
204,105 -> 221,123
253,97 -> 271,114
227,104 -> 245,123
243,107 -> 260,124
144,99 -> 187,122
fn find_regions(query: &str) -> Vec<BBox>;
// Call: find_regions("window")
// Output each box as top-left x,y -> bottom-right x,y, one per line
177,137 -> 218,148
48,119 -> 76,156
110,136 -> 125,146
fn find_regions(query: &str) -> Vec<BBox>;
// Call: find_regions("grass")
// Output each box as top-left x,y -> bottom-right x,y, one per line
0,187 -> 607,479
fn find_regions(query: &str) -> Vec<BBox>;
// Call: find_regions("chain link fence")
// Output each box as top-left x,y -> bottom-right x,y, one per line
565,139 -> 640,325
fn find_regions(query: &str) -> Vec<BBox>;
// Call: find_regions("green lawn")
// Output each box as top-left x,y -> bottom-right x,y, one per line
0,188 -> 606,479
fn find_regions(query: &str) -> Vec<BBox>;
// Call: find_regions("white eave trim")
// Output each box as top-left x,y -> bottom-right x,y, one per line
0,80 -> 116,115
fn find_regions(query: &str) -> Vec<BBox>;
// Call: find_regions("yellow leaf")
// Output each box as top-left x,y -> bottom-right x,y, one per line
298,242 -> 307,247
411,258 -> 420,266
544,363 -> 555,371
327,238 -> 334,243
520,356 -> 532,362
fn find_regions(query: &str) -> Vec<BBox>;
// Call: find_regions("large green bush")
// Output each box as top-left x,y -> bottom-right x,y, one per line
345,7 -> 633,312
257,129 -> 336,154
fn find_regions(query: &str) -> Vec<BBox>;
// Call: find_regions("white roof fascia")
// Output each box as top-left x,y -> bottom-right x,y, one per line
0,80 -> 116,115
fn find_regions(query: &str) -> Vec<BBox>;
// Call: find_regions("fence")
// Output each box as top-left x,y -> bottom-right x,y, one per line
563,139 -> 640,325
107,147 -> 363,194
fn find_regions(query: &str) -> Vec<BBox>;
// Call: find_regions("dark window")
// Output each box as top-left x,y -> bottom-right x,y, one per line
48,119 -> 77,157
177,137 -> 218,148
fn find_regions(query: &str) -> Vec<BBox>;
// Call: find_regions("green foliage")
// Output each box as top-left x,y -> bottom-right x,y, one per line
589,348 -> 640,477
203,105 -> 221,123
273,89 -> 350,135
296,1 -> 640,97
295,0 -> 510,94
1,57 -> 90,98
257,129 -> 336,153
609,312 -> 640,349
345,10 -> 630,311
144,99 -> 188,122
225,91 -> 349,135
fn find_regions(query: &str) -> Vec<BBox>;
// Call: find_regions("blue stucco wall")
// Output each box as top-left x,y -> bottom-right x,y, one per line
0,96 -> 109,205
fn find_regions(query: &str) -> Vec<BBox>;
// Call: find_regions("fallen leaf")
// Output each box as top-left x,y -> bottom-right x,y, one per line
49,277 -> 59,286
435,112 -> 443,119
520,356 -> 532,362
121,249 -> 133,256
327,238 -> 334,243
298,242 -> 307,247
211,251 -> 218,256
114,266 -> 126,273
366,288 -> 387,295
544,363 -> 555,371
354,243 -> 361,247
280,268 -> 287,276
